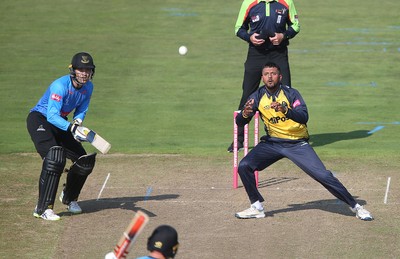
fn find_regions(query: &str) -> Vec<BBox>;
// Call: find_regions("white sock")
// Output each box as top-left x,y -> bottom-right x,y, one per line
353,203 -> 361,210
252,201 -> 263,210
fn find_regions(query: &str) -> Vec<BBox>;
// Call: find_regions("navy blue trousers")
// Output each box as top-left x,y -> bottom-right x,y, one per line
238,139 -> 357,208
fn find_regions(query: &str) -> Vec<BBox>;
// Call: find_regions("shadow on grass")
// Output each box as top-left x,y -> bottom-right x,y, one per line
58,194 -> 179,218
309,130 -> 370,147
265,198 -> 368,218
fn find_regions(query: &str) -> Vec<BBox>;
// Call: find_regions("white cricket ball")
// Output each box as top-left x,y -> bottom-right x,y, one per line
179,45 -> 188,55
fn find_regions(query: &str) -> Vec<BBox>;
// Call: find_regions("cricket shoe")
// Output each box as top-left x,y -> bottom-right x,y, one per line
33,207 -> 61,221
235,205 -> 266,219
59,191 -> 82,214
227,141 -> 244,153
351,205 -> 373,221
67,201 -> 82,214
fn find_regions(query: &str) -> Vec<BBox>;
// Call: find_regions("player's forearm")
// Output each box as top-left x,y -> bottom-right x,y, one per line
74,99 -> 90,122
47,112 -> 70,131
236,112 -> 252,127
283,27 -> 299,40
286,108 -> 308,124
238,28 -> 252,43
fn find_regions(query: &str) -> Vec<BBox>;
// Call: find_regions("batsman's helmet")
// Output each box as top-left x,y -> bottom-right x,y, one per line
70,52 -> 95,70
147,225 -> 179,258
69,52 -> 95,84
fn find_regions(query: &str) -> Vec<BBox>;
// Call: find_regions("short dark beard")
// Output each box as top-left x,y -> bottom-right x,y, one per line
265,82 -> 280,94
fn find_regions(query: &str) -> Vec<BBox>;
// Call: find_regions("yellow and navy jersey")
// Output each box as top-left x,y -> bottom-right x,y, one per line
237,85 -> 309,141
235,0 -> 300,49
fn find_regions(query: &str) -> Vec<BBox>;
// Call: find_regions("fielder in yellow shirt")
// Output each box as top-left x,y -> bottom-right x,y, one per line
234,62 -> 373,221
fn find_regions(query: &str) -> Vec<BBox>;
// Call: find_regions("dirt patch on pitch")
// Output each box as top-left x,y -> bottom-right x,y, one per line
51,154 -> 400,259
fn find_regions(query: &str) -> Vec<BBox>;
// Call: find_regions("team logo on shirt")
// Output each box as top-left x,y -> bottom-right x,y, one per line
293,99 -> 301,108
51,93 -> 62,102
276,8 -> 287,15
251,15 -> 260,22
269,116 -> 289,124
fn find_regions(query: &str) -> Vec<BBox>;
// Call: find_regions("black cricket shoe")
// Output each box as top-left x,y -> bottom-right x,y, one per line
227,142 -> 244,153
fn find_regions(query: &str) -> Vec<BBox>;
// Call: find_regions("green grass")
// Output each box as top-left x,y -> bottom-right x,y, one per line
0,0 -> 399,257
1,0 -> 399,157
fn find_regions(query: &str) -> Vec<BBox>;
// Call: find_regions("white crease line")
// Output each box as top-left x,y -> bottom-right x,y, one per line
97,173 -> 110,201
384,177 -> 391,204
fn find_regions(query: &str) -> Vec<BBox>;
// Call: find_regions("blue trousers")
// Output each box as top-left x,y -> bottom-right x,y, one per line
238,139 -> 357,208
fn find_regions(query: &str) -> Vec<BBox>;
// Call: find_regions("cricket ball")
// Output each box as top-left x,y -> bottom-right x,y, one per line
179,45 -> 188,56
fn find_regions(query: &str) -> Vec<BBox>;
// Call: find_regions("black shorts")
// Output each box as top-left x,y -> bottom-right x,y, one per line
26,111 -> 86,160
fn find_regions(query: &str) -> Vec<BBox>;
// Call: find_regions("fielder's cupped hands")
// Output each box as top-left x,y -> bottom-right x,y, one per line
270,101 -> 288,113
242,99 -> 255,118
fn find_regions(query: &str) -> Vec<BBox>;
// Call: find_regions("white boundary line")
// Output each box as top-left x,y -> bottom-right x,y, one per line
97,173 -> 110,201
384,177 -> 391,204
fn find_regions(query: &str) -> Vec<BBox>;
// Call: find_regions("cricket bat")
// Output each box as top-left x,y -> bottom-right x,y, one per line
76,126 -> 111,154
105,210 -> 150,259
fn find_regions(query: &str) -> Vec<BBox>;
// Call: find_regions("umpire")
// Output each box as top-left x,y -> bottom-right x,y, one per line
229,0 -> 300,152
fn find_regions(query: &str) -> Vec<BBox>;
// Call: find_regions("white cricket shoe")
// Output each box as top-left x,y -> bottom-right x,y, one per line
235,205 -> 266,219
33,207 -> 61,221
59,191 -> 82,214
67,201 -> 82,214
351,205 -> 373,221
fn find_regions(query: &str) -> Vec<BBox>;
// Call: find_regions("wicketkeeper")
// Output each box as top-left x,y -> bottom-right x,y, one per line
27,52 -> 97,220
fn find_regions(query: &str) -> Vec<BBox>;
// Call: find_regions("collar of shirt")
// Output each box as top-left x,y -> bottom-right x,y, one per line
265,85 -> 282,101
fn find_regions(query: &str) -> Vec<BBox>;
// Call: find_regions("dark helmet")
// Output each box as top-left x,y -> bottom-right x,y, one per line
70,52 -> 95,70
69,52 -> 95,85
147,225 -> 179,258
